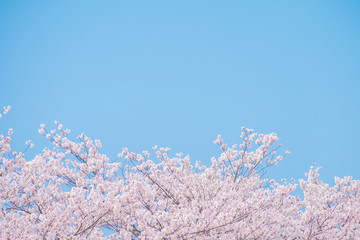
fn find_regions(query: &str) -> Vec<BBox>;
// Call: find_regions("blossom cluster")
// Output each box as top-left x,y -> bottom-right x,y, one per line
0,107 -> 359,239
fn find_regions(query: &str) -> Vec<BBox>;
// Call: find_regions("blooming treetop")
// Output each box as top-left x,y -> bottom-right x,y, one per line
0,106 -> 359,239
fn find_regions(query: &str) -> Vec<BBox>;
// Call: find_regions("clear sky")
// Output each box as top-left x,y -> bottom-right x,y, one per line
1,1 -> 359,185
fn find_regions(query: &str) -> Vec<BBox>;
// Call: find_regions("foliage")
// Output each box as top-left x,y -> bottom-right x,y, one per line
1,106 -> 359,239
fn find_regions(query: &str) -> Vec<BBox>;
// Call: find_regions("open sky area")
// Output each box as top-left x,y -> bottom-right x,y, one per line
1,1 -> 359,186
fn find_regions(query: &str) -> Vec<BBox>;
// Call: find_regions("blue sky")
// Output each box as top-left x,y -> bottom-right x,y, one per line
1,1 -> 359,185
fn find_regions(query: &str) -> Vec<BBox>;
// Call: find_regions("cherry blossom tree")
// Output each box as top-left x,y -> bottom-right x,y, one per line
1,106 -> 359,239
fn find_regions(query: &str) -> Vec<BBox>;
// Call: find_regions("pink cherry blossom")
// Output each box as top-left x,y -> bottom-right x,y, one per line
0,106 -> 359,239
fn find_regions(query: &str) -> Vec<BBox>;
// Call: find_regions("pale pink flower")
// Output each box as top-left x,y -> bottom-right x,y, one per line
95,139 -> 102,148
3,106 -> 11,114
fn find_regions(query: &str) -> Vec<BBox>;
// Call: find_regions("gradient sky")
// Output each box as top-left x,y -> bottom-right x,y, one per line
1,1 -> 359,186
